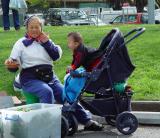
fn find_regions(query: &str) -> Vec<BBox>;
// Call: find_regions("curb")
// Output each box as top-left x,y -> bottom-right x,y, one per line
131,101 -> 160,112
132,111 -> 160,125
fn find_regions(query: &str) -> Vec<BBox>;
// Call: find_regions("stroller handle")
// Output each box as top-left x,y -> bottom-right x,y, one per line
107,27 -> 145,49
123,27 -> 146,46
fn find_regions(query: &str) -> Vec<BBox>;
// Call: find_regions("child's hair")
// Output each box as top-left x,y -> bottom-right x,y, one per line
67,32 -> 83,45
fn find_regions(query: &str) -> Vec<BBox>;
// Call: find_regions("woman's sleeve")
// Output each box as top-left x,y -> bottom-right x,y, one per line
41,40 -> 62,61
9,39 -> 22,61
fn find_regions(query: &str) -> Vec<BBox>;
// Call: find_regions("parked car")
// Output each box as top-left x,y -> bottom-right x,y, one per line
88,14 -> 106,26
24,13 -> 45,25
99,6 -> 137,24
44,8 -> 95,26
109,13 -> 160,24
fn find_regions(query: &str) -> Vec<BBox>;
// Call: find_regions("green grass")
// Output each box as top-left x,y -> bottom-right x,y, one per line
0,25 -> 160,100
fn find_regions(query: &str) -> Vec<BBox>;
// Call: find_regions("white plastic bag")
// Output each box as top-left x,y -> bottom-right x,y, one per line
9,0 -> 28,12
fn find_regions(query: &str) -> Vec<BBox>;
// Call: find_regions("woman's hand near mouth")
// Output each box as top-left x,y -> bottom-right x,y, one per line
38,32 -> 49,43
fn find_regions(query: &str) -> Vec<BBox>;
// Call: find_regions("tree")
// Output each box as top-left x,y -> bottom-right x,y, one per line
26,0 -> 41,6
26,0 -> 49,9
26,0 -> 49,12
135,0 -> 147,12
107,0 -> 122,10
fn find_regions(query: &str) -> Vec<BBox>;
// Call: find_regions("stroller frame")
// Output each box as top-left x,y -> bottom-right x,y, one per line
62,27 -> 145,137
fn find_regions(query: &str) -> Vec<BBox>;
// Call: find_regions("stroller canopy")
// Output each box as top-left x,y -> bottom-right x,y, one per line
84,28 -> 135,93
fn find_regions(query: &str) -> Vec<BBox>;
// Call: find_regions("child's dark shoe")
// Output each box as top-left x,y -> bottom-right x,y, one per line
84,120 -> 104,131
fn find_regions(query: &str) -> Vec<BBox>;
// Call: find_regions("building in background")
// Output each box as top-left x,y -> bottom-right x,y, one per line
48,0 -> 110,8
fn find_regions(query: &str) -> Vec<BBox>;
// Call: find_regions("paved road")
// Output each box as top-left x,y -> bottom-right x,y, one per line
67,125 -> 160,138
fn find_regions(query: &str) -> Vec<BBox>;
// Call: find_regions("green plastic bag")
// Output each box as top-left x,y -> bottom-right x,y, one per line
113,81 -> 127,93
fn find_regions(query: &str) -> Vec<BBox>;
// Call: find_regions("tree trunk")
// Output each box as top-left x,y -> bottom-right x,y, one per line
114,0 -> 121,10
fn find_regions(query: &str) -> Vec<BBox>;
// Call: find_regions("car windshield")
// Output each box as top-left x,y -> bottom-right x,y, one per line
113,16 -> 122,23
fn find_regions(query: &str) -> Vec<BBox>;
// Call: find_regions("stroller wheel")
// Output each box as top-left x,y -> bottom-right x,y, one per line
116,111 -> 138,135
105,116 -> 116,126
67,114 -> 78,136
61,115 -> 69,138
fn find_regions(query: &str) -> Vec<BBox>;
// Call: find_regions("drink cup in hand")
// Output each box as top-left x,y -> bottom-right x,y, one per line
4,59 -> 19,72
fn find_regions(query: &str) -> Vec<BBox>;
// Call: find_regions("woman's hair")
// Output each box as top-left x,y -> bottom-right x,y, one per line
67,32 -> 83,44
25,15 -> 42,30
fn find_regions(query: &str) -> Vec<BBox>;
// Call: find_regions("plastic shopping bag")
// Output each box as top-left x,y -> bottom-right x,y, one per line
9,0 -> 28,12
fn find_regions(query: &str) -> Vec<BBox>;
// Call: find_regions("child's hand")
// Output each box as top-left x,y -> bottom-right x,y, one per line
66,66 -> 73,74
39,32 -> 49,43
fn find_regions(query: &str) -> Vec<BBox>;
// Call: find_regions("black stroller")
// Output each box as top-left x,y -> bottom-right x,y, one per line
61,27 -> 145,137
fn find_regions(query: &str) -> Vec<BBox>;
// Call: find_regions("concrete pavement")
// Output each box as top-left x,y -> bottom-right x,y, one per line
67,125 -> 160,138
